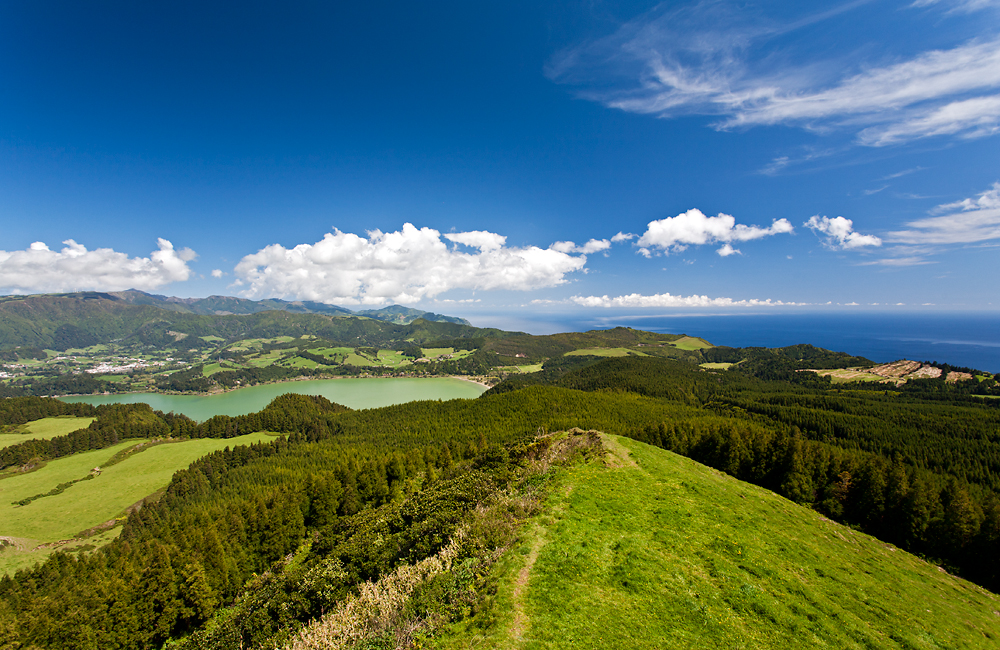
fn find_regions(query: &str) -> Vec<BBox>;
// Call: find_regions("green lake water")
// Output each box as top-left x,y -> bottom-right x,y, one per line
60,377 -> 487,421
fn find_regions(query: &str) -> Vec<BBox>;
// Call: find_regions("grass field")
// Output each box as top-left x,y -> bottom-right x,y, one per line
497,364 -> 545,374
564,348 -> 649,357
437,434 -> 1000,649
202,362 -> 242,375
0,431 -> 274,575
671,336 -> 713,350
0,416 -> 96,450
700,362 -> 733,370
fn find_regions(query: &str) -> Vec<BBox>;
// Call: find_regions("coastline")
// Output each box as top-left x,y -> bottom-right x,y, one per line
54,373 -> 492,400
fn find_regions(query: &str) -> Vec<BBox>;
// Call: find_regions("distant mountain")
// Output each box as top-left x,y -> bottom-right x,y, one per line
103,290 -> 469,324
105,290 -> 355,317
0,291 -> 478,351
354,304 -> 469,325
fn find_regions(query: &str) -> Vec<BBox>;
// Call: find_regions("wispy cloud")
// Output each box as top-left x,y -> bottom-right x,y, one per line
888,182 -> 1000,244
569,292 -> 804,308
636,208 -> 793,256
547,2 -> 1000,147
863,186 -> 889,195
859,95 -> 1000,146
805,216 -> 882,249
911,0 -> 1000,13
859,256 -> 936,266
880,167 -> 926,180
233,224 -> 589,305
0,239 -> 195,294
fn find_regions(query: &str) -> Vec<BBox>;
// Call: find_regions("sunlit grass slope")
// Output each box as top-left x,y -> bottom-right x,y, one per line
0,431 -> 273,575
0,416 -> 95,450
439,435 -> 1000,649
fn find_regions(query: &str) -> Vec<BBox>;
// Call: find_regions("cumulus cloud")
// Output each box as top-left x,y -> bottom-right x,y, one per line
0,238 -> 195,294
211,269 -> 225,278
887,182 -> 1000,244
636,208 -> 793,256
716,244 -> 741,257
547,2 -> 1000,147
569,292 -> 803,308
233,223 -> 589,305
443,230 -> 506,251
550,238 -> 612,254
611,231 -> 636,243
805,216 -> 882,249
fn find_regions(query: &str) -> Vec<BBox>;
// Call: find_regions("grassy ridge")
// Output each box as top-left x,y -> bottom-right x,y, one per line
440,435 -> 1000,649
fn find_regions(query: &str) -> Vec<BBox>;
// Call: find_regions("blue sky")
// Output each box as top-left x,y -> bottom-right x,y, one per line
1,0 -> 999,322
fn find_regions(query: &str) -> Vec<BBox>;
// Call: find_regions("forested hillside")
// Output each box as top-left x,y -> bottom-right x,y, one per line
2,351 -> 1000,648
0,293 -> 494,352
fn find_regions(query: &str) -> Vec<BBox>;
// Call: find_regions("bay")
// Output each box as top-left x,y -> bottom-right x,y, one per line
60,377 -> 487,422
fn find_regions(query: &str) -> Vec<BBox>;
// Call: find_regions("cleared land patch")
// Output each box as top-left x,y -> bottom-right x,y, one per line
564,348 -> 649,358
0,416 -> 95,450
699,362 -> 733,370
808,368 -> 888,384
0,431 -> 273,575
670,336 -> 713,351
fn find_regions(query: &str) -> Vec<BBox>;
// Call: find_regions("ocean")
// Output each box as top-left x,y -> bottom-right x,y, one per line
472,311 -> 1000,374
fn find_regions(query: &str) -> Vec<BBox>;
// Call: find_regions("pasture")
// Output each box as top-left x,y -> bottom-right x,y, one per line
0,416 -> 95,450
670,335 -> 713,350
0,431 -> 274,575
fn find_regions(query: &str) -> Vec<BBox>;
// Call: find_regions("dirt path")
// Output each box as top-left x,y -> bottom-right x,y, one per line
509,528 -> 546,644
598,433 -> 638,469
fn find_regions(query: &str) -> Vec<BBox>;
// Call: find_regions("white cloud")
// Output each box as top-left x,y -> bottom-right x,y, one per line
859,95 -> 1000,146
550,238 -> 612,254
805,216 -> 882,249
233,223 -> 588,305
887,182 -> 1000,244
611,231 -> 636,243
569,292 -> 803,308
716,244 -> 741,257
0,238 -> 195,294
636,208 -> 793,255
211,269 -> 225,278
548,3 -> 1000,147
444,230 -> 506,251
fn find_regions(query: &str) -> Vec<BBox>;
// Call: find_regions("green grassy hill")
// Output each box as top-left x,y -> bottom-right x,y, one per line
436,434 -> 1000,649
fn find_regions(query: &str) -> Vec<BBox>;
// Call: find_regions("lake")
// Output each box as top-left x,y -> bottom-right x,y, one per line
60,377 -> 488,422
